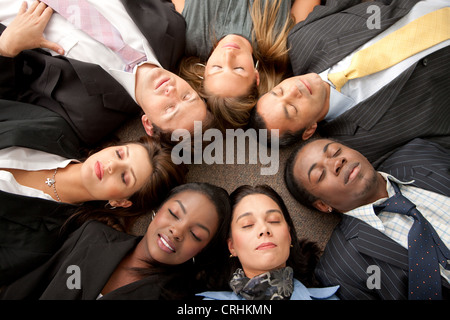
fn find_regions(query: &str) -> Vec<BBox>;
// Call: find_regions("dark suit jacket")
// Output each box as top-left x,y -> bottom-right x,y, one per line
378,138 -> 450,197
0,0 -> 186,145
0,100 -> 83,286
288,0 -> 450,166
0,99 -> 81,158
0,221 -> 174,300
315,139 -> 450,300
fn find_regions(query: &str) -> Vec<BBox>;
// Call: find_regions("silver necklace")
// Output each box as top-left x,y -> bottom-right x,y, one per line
45,168 -> 61,202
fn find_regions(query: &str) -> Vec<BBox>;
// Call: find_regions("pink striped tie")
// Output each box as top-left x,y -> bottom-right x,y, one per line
41,0 -> 146,71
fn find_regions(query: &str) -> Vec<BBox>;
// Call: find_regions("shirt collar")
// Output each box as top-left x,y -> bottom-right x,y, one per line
318,71 -> 355,121
108,39 -> 162,103
344,172 -> 415,232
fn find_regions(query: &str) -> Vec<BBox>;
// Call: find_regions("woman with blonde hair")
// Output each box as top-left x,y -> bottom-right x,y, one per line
173,0 -> 320,131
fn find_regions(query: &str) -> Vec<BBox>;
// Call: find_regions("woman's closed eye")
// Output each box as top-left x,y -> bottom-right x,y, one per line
121,172 -> 128,185
191,231 -> 202,242
115,149 -> 124,159
168,208 -> 178,219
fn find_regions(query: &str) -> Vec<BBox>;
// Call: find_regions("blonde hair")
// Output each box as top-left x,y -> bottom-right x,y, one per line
178,0 -> 294,130
250,0 -> 294,95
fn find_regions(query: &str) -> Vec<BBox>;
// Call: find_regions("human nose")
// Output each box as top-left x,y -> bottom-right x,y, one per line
106,160 -> 116,174
286,84 -> 301,98
257,223 -> 272,238
105,159 -> 124,175
224,49 -> 236,66
326,157 -> 346,176
164,84 -> 176,96
169,223 -> 184,242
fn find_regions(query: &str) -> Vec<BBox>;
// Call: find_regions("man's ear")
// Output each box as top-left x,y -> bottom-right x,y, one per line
141,114 -> 154,136
302,123 -> 317,140
109,199 -> 133,209
313,199 -> 332,213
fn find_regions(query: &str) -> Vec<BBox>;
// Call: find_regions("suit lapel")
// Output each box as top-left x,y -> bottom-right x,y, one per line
321,63 -> 416,136
292,0 -> 420,74
342,216 -> 408,271
78,233 -> 140,299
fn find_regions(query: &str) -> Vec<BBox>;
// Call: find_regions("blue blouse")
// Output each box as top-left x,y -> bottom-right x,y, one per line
197,279 -> 340,300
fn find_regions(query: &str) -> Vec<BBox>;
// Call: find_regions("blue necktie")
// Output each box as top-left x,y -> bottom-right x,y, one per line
374,181 -> 450,300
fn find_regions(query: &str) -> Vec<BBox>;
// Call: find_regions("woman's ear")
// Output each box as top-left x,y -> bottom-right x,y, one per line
109,199 -> 133,209
313,199 -> 333,213
255,69 -> 260,86
227,238 -> 236,257
141,114 -> 154,136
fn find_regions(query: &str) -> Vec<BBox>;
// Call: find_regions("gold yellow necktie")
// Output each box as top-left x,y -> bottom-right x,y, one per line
328,7 -> 450,92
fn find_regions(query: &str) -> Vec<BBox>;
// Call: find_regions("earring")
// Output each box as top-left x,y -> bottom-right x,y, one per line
105,202 -> 116,210
194,63 -> 205,80
229,254 -> 234,258
255,60 -> 259,70
151,210 -> 156,221
192,256 -> 196,264
328,208 -> 333,213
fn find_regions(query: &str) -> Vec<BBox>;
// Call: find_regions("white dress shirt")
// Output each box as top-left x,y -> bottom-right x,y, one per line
0,147 -> 76,201
0,0 -> 161,101
319,0 -> 450,119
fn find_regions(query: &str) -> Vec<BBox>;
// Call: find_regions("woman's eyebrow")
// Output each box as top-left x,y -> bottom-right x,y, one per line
175,200 -> 187,214
235,212 -> 252,223
266,209 -> 282,215
126,146 -> 137,187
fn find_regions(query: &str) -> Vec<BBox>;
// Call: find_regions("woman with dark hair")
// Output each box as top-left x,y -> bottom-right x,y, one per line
0,134 -> 187,287
0,182 -> 231,300
197,184 -> 339,300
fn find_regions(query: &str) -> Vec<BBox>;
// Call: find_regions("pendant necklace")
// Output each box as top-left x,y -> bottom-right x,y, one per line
45,168 -> 61,202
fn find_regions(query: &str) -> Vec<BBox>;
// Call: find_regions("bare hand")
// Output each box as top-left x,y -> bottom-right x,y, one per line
0,1 -> 64,57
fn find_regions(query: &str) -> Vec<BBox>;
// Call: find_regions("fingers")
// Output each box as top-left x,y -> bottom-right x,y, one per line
40,6 -> 54,25
32,1 -> 51,17
40,39 -> 64,55
21,1 -> 51,19
18,1 -> 29,15
26,1 -> 40,15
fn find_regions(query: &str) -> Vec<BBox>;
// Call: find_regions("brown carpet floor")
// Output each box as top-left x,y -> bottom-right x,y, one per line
115,116 -> 341,250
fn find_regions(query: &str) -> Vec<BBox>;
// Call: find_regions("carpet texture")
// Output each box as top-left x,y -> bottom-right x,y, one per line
114,116 -> 341,250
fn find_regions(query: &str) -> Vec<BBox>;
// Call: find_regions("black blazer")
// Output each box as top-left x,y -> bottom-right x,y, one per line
0,100 -> 83,286
0,99 -> 81,158
287,0 -> 450,166
315,138 -> 450,299
0,221 -> 174,300
0,0 -> 186,145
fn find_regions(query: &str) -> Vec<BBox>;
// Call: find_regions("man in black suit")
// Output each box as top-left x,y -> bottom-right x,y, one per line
251,0 -> 450,167
0,0 -> 210,146
284,138 -> 450,299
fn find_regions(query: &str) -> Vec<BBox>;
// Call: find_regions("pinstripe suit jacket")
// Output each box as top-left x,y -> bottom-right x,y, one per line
378,138 -> 450,197
288,0 -> 450,167
315,214 -> 410,300
315,138 -> 450,299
